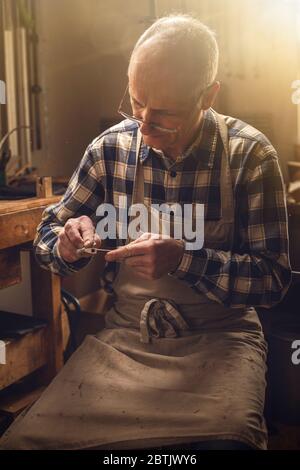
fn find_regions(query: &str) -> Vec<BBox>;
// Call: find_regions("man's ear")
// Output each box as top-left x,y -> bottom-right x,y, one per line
202,81 -> 220,110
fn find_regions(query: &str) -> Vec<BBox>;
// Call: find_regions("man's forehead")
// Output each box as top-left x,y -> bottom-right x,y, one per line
130,42 -> 191,81
128,40 -> 200,105
129,77 -> 189,110
129,55 -> 192,108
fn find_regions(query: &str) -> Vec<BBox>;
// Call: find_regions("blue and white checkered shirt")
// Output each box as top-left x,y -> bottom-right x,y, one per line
33,108 -> 291,309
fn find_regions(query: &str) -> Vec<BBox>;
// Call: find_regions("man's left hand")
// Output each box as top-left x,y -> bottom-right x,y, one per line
105,232 -> 185,280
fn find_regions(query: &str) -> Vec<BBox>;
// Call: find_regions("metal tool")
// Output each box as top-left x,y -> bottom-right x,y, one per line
76,247 -> 113,256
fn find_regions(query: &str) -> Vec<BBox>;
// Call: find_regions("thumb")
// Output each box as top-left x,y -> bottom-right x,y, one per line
129,231 -> 153,245
93,233 -> 102,248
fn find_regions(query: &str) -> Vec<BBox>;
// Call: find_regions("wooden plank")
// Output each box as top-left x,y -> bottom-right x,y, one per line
0,385 -> 46,417
0,328 -> 48,390
0,206 -> 49,249
30,251 -> 64,382
0,197 -> 61,250
0,248 -> 21,289
0,196 -> 60,215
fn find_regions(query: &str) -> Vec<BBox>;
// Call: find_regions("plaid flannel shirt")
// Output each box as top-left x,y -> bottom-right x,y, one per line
33,108 -> 291,308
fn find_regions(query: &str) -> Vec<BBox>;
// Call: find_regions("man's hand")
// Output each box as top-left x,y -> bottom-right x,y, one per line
105,232 -> 185,280
57,215 -> 101,263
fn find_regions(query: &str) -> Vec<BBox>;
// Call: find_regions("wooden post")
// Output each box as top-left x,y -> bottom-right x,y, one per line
36,176 -> 53,198
30,250 -> 64,383
295,144 -> 300,162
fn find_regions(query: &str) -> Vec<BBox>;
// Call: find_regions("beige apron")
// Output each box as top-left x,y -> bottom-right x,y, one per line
0,113 -> 268,450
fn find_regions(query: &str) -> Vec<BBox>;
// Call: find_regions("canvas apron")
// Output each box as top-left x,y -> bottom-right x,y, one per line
0,113 -> 268,450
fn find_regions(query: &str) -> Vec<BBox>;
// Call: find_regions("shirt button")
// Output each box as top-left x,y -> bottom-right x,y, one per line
170,171 -> 177,178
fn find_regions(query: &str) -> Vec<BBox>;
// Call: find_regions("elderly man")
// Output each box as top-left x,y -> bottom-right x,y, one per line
0,14 -> 291,450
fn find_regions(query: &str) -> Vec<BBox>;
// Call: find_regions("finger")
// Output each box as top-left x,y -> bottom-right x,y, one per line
79,216 -> 96,247
57,234 -> 81,262
93,232 -> 102,249
64,219 -> 84,248
59,231 -> 78,252
129,232 -> 152,244
59,232 -> 93,260
130,232 -> 162,244
60,248 -> 79,263
60,233 -> 91,259
105,240 -> 151,262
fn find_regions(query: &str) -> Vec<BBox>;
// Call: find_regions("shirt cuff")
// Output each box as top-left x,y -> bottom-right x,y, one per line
168,247 -> 208,284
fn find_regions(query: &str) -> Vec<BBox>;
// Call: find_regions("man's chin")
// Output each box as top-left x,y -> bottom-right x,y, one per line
142,134 -> 167,148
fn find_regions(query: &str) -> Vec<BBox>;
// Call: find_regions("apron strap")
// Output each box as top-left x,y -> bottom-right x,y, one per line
132,128 -> 144,206
214,111 -> 235,225
215,112 -> 230,158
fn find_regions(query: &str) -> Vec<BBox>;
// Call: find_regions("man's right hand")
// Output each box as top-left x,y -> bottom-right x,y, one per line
57,215 -> 101,263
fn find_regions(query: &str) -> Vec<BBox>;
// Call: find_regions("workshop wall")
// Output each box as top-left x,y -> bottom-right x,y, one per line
34,0 -> 299,180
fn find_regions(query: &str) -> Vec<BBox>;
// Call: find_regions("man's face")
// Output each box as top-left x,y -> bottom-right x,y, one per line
128,46 -> 204,157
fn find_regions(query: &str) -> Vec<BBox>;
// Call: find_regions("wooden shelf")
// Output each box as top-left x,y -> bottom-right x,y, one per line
0,385 -> 46,418
0,327 -> 48,390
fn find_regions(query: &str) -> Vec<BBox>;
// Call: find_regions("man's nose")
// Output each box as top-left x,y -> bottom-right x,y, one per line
139,108 -> 155,134
139,121 -> 154,135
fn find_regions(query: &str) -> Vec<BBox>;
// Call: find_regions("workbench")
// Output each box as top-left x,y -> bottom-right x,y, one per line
0,196 -> 64,395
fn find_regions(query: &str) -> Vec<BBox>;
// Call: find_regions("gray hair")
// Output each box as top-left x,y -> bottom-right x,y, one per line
129,14 -> 219,90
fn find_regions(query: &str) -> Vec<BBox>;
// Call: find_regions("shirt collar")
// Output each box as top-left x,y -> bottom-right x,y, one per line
139,108 -> 219,169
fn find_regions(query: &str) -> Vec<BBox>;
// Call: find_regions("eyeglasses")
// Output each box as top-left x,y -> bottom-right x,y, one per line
118,85 -> 178,134
118,108 -> 178,134
117,83 -> 212,134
